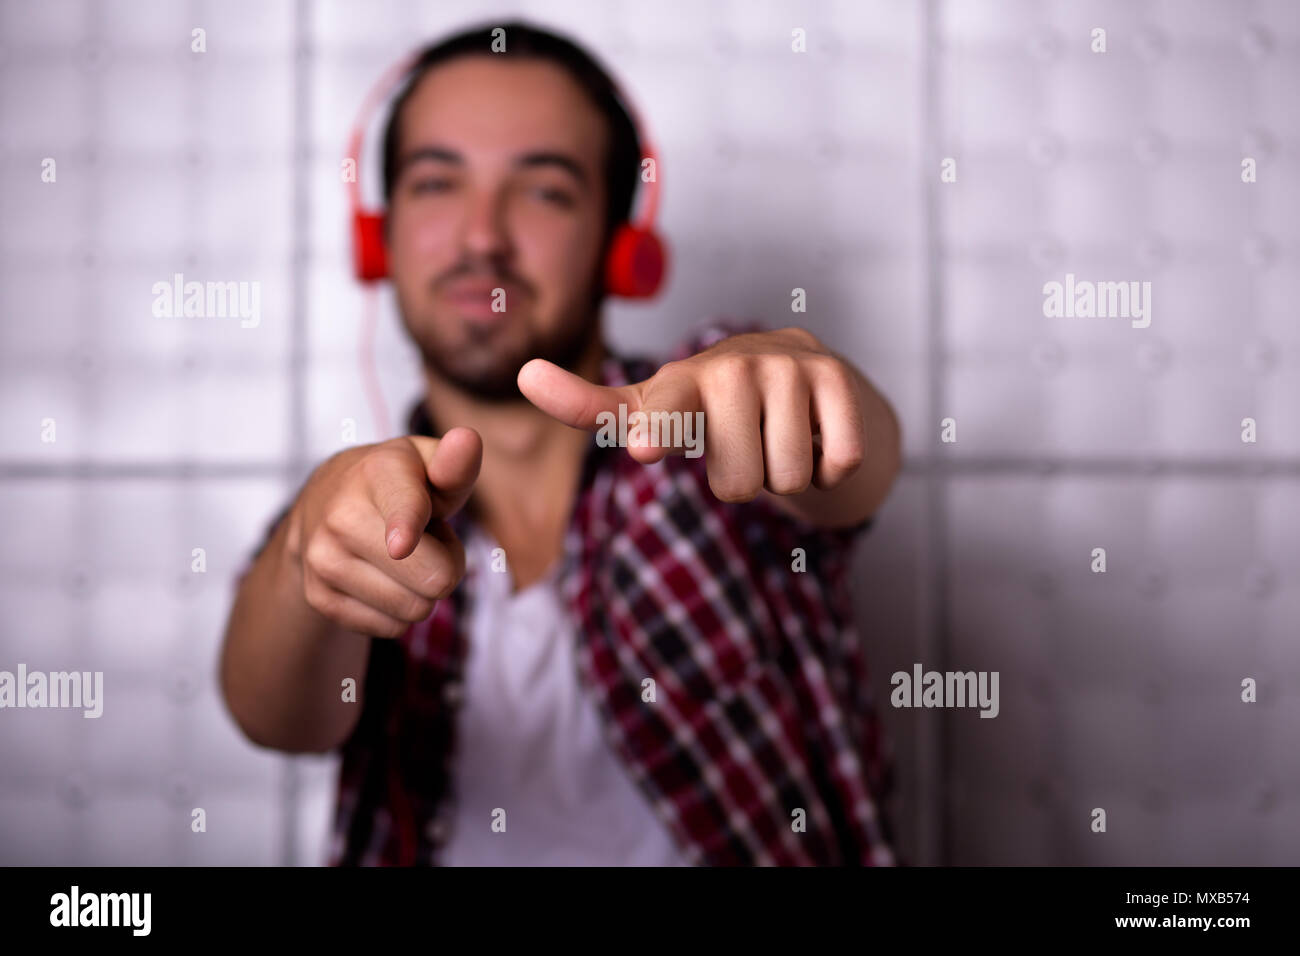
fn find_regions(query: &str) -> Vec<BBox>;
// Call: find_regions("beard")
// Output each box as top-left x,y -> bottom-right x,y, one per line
402,245 -> 611,403
412,287 -> 604,403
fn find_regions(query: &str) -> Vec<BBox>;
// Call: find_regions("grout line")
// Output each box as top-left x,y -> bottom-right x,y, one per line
920,0 -> 950,868
899,457 -> 1300,477
0,463 -> 301,480
280,0 -> 313,869
2,457 -> 1295,482
73,0 -> 107,867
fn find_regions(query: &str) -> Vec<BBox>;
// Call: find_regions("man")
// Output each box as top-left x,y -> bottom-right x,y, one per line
219,20 -> 902,866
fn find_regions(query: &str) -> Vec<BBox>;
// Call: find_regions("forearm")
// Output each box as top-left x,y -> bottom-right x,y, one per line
218,504 -> 371,754
765,364 -> 901,529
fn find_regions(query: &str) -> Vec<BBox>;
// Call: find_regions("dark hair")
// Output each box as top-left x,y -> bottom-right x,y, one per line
380,20 -> 642,246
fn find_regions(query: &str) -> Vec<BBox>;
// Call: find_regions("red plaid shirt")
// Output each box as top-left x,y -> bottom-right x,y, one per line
249,322 -> 897,866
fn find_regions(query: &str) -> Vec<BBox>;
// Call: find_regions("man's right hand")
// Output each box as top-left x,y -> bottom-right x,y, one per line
284,427 -> 483,639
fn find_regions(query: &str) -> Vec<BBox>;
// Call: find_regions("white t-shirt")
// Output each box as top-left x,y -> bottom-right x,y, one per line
440,528 -> 693,866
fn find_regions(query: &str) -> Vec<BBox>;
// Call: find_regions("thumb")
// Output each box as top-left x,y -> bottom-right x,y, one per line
408,427 -> 483,521
518,358 -> 637,432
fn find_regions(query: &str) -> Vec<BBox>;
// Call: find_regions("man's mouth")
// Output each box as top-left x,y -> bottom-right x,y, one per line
441,279 -> 522,324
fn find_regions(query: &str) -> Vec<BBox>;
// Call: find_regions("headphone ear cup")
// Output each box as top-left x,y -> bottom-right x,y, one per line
352,211 -> 388,282
356,213 -> 668,292
604,224 -> 667,298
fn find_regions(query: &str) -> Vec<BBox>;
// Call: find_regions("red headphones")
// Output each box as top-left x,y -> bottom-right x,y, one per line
345,51 -> 668,298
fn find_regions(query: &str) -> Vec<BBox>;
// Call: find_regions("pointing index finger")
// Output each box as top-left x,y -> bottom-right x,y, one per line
368,442 -> 436,561
517,358 -> 639,432
375,429 -> 481,560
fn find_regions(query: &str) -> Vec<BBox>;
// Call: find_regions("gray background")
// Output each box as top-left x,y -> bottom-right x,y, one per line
0,0 -> 1296,865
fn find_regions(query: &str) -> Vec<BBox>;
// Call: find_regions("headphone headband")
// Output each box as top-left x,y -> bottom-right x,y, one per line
345,45 -> 666,297
345,53 -> 418,213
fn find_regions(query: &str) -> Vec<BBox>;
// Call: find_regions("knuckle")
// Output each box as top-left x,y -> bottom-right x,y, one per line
301,535 -> 337,577
655,358 -> 685,379
759,352 -> 802,385
322,496 -> 368,537
708,353 -> 752,385
797,348 -> 828,371
780,325 -> 819,346
357,449 -> 398,485
823,442 -> 866,478
808,352 -> 847,382
766,468 -> 812,496
424,564 -> 456,600
376,617 -> 409,639
398,593 -> 435,623
710,474 -> 762,504
303,577 -> 339,618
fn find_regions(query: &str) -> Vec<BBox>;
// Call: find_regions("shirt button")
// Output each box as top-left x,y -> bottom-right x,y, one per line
426,815 -> 451,846
442,680 -> 463,708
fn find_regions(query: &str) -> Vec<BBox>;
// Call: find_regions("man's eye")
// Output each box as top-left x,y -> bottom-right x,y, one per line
410,178 -> 453,195
534,187 -> 574,207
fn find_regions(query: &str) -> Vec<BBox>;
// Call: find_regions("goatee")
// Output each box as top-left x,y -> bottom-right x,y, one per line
421,306 -> 603,404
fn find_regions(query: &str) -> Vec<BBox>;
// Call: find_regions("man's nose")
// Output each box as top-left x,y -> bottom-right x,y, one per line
459,186 -> 511,260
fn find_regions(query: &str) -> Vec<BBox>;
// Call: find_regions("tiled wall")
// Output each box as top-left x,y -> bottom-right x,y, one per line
0,0 -> 1295,865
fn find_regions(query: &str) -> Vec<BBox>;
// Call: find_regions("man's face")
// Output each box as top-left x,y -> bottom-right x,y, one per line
385,55 -> 610,401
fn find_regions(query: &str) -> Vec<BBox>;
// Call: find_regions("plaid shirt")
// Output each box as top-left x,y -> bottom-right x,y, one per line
248,322 -> 897,866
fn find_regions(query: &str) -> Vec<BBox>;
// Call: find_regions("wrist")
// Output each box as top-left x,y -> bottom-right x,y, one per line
278,495 -> 306,571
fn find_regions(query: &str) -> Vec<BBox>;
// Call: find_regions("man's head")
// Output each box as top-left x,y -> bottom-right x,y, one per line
378,22 -> 643,401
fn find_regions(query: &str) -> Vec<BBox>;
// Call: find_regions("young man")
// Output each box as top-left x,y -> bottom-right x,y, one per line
219,21 -> 902,866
